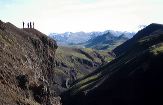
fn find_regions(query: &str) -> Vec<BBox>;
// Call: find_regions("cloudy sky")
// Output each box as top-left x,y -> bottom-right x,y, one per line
0,0 -> 163,34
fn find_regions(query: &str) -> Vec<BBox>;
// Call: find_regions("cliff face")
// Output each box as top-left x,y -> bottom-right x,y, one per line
0,20 -> 60,105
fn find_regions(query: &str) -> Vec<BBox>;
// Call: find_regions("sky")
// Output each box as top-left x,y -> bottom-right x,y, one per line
0,0 -> 163,34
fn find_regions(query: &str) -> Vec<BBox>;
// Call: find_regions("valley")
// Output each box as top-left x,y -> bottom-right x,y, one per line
53,46 -> 114,94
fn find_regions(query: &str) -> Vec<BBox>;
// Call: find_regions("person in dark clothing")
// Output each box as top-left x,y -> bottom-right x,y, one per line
33,22 -> 34,29
23,22 -> 25,28
30,22 -> 32,28
27,23 -> 29,28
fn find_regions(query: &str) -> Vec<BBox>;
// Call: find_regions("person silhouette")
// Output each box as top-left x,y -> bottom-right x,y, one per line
23,22 -> 25,29
30,22 -> 32,28
27,23 -> 29,28
33,22 -> 34,29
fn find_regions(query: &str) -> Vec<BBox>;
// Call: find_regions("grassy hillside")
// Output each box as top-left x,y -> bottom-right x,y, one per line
53,46 -> 114,92
61,24 -> 163,105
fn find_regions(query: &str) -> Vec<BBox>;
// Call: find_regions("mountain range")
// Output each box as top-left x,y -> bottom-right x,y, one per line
49,30 -> 135,48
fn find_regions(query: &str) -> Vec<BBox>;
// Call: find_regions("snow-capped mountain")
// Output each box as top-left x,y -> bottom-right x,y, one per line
49,31 -> 105,45
108,30 -> 135,38
48,30 -> 135,46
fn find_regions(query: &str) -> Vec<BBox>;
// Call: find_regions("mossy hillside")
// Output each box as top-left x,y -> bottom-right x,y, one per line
56,47 -> 113,62
150,43 -> 163,55
55,46 -> 114,77
56,47 -> 90,61
53,46 -> 114,93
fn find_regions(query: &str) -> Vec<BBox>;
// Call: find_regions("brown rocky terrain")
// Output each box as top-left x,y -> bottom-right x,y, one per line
0,20 -> 61,105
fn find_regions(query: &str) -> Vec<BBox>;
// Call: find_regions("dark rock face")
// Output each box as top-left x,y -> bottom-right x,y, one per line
0,20 -> 5,30
23,28 -> 59,104
16,74 -> 29,90
0,20 -> 61,105
29,83 -> 49,104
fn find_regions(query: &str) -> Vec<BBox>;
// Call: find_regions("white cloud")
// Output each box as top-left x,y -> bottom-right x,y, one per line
0,0 -> 163,34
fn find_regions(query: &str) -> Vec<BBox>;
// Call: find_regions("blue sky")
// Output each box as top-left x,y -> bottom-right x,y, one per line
0,0 -> 163,34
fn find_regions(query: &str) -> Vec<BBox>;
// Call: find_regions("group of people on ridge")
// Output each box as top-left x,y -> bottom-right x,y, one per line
23,21 -> 34,29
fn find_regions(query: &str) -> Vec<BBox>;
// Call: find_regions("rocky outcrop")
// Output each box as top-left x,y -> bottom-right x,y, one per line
0,20 -> 61,105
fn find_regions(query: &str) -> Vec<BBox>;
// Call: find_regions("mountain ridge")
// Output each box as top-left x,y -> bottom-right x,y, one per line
113,23 -> 163,56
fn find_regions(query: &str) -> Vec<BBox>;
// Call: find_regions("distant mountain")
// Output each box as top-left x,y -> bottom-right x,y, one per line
49,31 -> 105,45
84,32 -> 129,50
61,23 -> 163,105
109,30 -> 135,38
49,30 -> 135,47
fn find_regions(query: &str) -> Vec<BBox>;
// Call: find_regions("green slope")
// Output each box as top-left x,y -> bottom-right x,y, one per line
54,46 -> 114,92
61,24 -> 163,105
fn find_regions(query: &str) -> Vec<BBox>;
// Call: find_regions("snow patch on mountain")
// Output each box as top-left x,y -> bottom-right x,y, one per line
49,30 -> 135,46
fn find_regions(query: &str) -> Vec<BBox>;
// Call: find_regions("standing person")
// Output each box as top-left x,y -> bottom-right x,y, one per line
23,21 -> 25,28
30,22 -> 32,28
27,23 -> 29,28
33,22 -> 34,29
